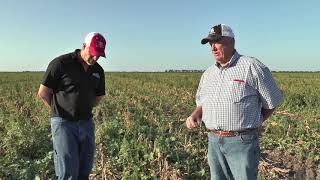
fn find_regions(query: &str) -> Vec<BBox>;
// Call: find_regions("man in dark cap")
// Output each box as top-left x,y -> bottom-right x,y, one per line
186,24 -> 283,180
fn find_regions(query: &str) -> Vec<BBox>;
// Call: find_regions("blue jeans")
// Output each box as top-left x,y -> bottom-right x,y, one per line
207,131 -> 260,180
50,117 -> 95,180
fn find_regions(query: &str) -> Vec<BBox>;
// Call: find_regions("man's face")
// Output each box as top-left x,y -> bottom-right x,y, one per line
209,37 -> 234,65
83,46 -> 100,65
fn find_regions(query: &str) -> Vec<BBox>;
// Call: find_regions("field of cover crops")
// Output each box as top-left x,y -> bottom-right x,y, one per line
0,72 -> 319,179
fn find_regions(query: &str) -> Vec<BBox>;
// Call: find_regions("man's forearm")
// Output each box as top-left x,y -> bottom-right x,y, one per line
94,96 -> 104,107
38,84 -> 53,108
190,106 -> 202,120
40,95 -> 52,108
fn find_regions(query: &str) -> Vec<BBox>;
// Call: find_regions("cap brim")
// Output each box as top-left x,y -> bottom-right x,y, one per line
99,52 -> 106,58
90,49 -> 106,58
201,35 -> 222,44
201,38 -> 211,44
91,52 -> 106,58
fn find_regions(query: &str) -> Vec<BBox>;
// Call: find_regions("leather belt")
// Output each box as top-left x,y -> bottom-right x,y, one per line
209,128 -> 257,137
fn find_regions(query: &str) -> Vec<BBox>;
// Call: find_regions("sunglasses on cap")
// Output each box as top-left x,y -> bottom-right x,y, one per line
208,26 -> 223,43
208,36 -> 224,46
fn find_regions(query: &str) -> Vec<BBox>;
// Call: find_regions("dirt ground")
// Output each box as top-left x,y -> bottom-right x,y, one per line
259,150 -> 320,180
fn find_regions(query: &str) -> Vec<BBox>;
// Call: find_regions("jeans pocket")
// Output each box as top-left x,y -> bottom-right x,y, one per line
50,117 -> 65,136
240,133 -> 257,144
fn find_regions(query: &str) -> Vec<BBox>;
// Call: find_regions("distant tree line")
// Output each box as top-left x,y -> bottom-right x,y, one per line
272,71 -> 320,73
9,70 -> 320,73
165,69 -> 204,72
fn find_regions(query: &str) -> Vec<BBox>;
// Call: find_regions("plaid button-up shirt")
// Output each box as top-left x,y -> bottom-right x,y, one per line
196,51 -> 283,131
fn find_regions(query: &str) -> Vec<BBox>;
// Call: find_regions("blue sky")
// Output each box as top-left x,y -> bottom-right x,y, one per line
1,0 -> 319,72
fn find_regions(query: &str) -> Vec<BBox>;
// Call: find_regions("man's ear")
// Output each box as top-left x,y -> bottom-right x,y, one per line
82,43 -> 86,50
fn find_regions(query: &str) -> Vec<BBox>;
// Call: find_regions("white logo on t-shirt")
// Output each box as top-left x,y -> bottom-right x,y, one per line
92,73 -> 100,79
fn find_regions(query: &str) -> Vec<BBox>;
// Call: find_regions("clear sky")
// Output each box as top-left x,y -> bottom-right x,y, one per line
1,0 -> 319,72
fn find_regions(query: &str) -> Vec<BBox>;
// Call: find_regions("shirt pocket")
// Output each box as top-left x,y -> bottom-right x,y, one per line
227,81 -> 257,103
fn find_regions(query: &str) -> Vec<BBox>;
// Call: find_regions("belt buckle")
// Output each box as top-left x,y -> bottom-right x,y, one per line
216,128 -> 223,136
216,129 -> 222,136
218,131 -> 224,136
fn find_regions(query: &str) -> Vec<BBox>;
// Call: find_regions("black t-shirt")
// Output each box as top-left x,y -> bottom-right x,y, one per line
42,49 -> 105,121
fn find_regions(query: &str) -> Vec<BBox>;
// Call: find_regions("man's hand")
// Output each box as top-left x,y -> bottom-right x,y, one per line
186,115 -> 201,129
186,106 -> 202,129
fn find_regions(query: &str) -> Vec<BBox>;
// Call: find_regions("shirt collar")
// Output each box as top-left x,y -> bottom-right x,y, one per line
72,49 -> 88,65
215,50 -> 240,69
75,49 -> 82,60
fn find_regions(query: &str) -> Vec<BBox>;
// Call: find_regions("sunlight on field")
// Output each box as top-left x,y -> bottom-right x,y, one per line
0,72 -> 319,179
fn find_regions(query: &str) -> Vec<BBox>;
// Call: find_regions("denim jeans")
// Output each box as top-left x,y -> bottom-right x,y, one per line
50,117 -> 95,180
207,131 -> 260,180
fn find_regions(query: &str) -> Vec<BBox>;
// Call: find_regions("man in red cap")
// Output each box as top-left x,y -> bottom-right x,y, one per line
38,32 -> 107,179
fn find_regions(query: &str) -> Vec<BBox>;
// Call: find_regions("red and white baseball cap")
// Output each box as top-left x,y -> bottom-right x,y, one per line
84,32 -> 106,57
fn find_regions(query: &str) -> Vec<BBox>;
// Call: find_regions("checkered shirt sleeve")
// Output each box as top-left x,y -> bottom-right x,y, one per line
251,60 -> 284,109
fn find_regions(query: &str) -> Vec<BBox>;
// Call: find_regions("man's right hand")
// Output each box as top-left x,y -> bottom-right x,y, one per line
186,115 -> 200,129
186,106 -> 203,129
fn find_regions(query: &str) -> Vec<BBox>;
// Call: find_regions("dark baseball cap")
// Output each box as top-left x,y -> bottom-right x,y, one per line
201,24 -> 235,44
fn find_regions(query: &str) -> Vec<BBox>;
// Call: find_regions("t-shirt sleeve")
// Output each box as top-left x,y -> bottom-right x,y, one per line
96,71 -> 105,96
251,61 -> 284,109
41,60 -> 61,90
